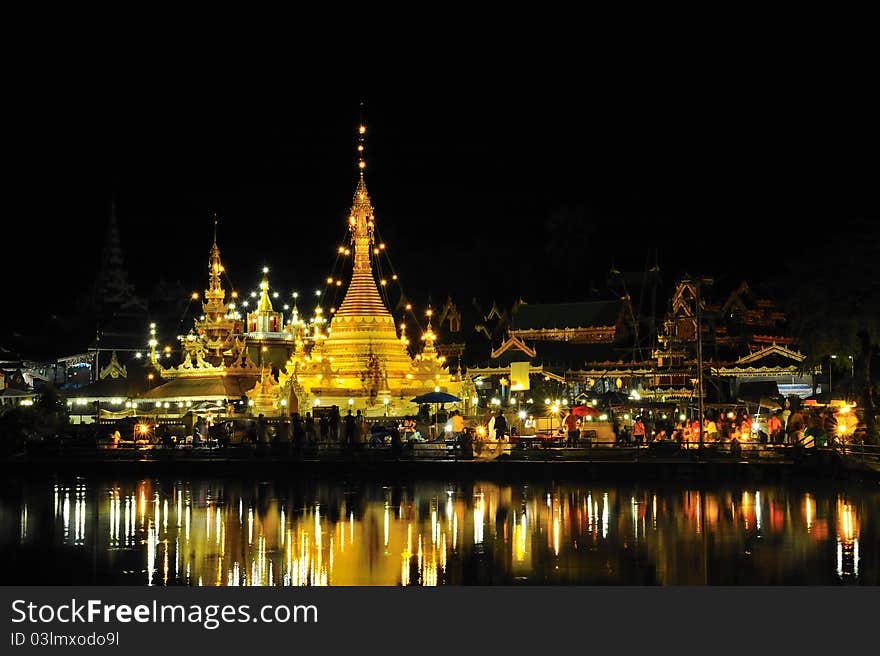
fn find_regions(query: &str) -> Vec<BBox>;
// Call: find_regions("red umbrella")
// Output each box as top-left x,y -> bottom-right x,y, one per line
571,405 -> 601,418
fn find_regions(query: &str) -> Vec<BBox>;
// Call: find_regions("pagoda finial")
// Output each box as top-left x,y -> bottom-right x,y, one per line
202,215 -> 228,317
357,99 -> 367,180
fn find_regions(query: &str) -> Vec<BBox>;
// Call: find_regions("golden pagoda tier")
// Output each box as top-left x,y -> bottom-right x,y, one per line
280,122 -> 459,416
246,368 -> 281,415
149,224 -> 260,409
320,177 -> 413,380
246,269 -> 284,336
245,268 -> 294,370
191,222 -> 243,358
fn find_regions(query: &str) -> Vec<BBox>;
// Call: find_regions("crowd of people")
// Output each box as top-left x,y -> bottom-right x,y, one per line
107,397 -> 853,456
601,404 -> 845,448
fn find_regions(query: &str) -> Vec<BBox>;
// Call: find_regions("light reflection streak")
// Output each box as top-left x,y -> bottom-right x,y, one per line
553,514 -> 560,555
215,501 -> 221,545
62,491 -> 70,542
652,494 -> 657,530
147,520 -> 156,586
602,493 -> 609,539
474,493 -> 484,544
805,494 -> 814,532
755,491 -> 762,533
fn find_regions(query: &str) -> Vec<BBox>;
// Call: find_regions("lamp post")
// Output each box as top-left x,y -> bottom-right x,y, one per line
696,280 -> 705,448
830,354 -> 835,397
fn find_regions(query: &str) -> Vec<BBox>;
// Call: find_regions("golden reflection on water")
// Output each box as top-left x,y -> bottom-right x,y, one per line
3,480 -> 877,585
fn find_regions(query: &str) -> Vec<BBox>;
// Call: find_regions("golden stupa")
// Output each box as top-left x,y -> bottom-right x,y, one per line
279,121 -> 458,416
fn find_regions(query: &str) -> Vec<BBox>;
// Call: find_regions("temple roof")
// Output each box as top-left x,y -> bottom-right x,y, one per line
139,374 -> 258,401
511,300 -> 623,331
69,376 -> 138,400
470,340 -> 632,370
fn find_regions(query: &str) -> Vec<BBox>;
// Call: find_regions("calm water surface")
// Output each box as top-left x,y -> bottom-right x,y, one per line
1,476 -> 877,585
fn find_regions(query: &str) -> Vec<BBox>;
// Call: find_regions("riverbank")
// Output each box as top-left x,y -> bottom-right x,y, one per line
2,444 -> 878,483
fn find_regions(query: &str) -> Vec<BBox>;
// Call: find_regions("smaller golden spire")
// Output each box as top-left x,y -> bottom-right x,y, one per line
257,267 -> 274,313
207,214 -> 224,298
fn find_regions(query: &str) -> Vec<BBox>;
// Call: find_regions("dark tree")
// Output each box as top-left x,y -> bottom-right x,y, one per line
774,218 -> 880,442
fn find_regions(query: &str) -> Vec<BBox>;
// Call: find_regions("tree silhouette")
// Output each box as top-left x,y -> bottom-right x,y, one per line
542,205 -> 596,299
773,218 -> 879,442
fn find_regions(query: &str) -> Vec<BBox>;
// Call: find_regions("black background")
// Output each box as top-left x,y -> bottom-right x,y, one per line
5,50 -> 877,330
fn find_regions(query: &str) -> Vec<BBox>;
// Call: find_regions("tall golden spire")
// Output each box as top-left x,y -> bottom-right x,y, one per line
335,116 -> 391,319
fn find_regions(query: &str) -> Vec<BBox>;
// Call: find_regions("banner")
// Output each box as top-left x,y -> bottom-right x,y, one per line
510,361 -> 530,391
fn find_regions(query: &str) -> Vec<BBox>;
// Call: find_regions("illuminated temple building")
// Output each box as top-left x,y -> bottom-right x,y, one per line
140,226 -> 262,410
467,277 -> 810,406
139,123 -> 458,417
277,124 -> 458,416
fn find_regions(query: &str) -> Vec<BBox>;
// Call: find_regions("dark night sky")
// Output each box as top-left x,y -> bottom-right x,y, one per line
5,68 -> 878,334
